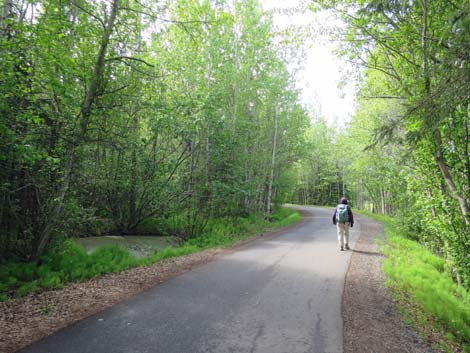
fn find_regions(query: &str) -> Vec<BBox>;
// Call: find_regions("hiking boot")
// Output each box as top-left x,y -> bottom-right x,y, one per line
340,247 -> 344,251
345,244 -> 350,250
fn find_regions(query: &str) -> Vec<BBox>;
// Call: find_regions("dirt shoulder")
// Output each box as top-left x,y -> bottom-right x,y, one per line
342,215 -> 438,353
0,215 -> 308,353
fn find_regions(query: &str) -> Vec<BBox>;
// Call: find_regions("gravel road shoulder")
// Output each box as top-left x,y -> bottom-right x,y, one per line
342,214 -> 438,353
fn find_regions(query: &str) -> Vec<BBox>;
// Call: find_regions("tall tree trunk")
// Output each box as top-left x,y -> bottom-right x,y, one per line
380,187 -> 386,215
302,176 -> 308,205
421,0 -> 470,225
434,129 -> 470,225
342,169 -> 345,198
206,121 -> 210,180
336,162 -> 340,201
358,185 -> 363,209
231,30 -> 240,137
266,104 -> 279,220
185,133 -> 197,239
244,131 -> 250,209
128,114 -> 139,231
188,134 -> 196,193
0,0 -> 13,36
464,106 -> 470,200
32,0 -> 120,261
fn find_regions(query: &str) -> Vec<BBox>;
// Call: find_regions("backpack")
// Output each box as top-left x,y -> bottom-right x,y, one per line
336,204 -> 349,223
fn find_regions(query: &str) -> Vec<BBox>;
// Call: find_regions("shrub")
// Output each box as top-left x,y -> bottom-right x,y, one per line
0,207 -> 301,300
17,281 -> 39,297
149,245 -> 199,263
138,218 -> 168,235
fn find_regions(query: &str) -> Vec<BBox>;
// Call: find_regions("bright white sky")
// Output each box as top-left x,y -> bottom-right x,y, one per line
260,0 -> 357,128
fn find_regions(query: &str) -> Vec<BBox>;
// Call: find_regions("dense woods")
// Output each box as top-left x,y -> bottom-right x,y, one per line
0,0 -> 309,262
1,1 -> 469,351
290,0 -> 470,288
1,0 -> 469,291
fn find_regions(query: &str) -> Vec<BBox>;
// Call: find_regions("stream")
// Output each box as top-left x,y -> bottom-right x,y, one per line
74,235 -> 179,258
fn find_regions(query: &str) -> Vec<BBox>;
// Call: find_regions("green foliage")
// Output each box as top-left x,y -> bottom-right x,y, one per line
0,240 -> 141,298
188,217 -> 259,248
309,0 -> 470,287
138,218 -> 170,235
288,120 -> 341,206
186,208 -> 300,248
270,208 -> 302,226
17,281 -> 40,297
148,246 -> 200,263
1,0 -> 310,262
376,215 -> 470,350
0,208 -> 300,299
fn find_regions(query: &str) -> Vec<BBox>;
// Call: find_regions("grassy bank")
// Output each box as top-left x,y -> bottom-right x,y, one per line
360,211 -> 470,353
0,208 -> 301,302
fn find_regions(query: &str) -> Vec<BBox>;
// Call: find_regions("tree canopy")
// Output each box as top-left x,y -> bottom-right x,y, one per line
0,0 -> 309,261
302,0 -> 470,288
1,0 -> 469,289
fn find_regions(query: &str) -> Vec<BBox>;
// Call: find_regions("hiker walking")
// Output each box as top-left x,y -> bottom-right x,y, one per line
333,197 -> 354,251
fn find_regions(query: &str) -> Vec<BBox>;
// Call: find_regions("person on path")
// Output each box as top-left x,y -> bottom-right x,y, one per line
333,197 -> 354,251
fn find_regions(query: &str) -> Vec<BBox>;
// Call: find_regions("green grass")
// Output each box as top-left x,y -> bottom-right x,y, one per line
186,208 -> 301,249
0,207 -> 301,301
360,211 -> 470,352
0,242 -> 142,300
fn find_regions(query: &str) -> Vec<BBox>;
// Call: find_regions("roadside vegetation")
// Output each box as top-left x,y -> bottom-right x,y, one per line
0,208 -> 300,301
0,0 -> 308,304
361,211 -> 470,353
1,0 -> 468,350
291,1 -> 469,349
293,0 -> 470,291
0,0 -> 309,267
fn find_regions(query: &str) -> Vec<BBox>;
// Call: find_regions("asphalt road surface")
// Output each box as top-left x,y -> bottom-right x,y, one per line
19,206 -> 359,353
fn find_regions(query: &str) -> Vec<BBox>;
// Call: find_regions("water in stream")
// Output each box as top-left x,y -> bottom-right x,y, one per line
74,236 -> 179,258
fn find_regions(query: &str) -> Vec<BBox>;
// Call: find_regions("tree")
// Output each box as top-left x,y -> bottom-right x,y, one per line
310,0 -> 470,286
0,0 -> 311,260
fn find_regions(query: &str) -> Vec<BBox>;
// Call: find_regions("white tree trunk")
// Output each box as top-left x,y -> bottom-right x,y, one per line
1,0 -> 13,36
380,187 -> 386,215
266,104 -> 279,219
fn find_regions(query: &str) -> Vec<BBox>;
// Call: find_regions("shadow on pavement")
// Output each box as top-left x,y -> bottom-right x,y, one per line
351,249 -> 384,257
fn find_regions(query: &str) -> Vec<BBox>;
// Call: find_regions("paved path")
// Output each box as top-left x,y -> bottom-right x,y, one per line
19,206 -> 360,353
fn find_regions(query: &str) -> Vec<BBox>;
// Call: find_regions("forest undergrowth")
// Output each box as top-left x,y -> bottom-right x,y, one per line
0,208 -> 300,302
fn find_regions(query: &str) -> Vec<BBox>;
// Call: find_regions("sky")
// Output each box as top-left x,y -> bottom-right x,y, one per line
259,0 -> 357,128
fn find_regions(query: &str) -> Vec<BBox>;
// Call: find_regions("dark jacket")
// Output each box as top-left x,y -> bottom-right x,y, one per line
332,198 -> 354,226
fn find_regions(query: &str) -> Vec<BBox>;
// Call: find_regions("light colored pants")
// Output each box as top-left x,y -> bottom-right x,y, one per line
337,222 -> 350,248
